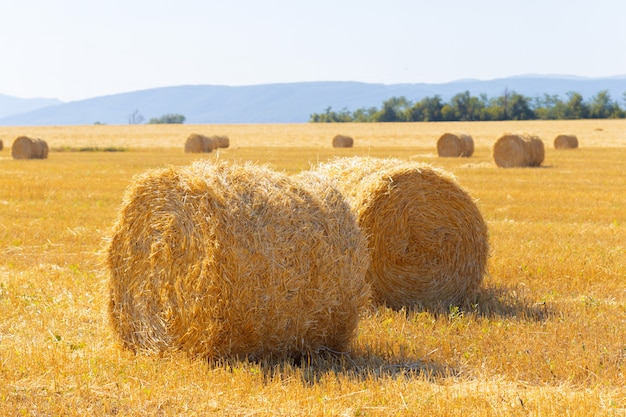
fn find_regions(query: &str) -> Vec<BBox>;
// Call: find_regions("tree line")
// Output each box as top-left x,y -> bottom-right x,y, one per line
309,89 -> 626,123
124,110 -> 186,125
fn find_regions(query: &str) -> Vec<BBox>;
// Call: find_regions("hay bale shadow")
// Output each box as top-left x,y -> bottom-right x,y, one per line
396,283 -> 553,322
300,348 -> 457,385
213,348 -> 458,386
468,284 -> 553,321
203,284 -> 550,385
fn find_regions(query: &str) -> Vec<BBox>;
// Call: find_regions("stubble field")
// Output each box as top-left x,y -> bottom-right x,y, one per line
0,120 -> 624,416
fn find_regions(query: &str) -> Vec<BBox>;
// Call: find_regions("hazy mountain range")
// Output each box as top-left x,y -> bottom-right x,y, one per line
1,75 -> 626,125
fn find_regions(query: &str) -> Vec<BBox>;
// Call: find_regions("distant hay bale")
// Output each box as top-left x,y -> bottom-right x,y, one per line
309,156 -> 489,309
106,161 -> 370,360
492,133 -> 544,168
11,136 -> 48,159
184,134 -> 203,153
332,135 -> 354,148
0,139 -> 3,151
184,133 -> 215,153
437,132 -> 474,157
554,134 -> 578,149
212,135 -> 230,148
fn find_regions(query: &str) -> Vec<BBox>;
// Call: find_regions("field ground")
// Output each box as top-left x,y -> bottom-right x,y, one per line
0,120 -> 624,416
1,118 -> 626,150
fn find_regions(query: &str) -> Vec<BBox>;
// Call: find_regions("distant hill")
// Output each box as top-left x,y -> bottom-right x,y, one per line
1,75 -> 626,125
0,94 -> 62,120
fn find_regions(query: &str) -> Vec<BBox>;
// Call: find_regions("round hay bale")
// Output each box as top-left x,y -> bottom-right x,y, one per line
106,161 -> 370,360
492,132 -> 544,168
184,133 -> 205,153
332,135 -> 354,148
184,133 -> 214,153
309,156 -> 489,309
212,135 -> 230,148
11,136 -> 48,159
201,135 -> 216,152
437,132 -> 474,157
0,139 -> 3,151
554,134 -> 578,149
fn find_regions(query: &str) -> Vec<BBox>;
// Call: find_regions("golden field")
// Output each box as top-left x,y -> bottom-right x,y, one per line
0,120 -> 624,416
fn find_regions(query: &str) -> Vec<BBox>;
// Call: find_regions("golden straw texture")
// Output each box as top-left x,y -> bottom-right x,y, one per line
184,133 -> 215,153
106,160 -> 370,360
554,134 -> 579,149
309,156 -> 489,309
332,135 -> 354,148
212,135 -> 230,148
492,132 -> 545,167
11,136 -> 48,159
437,132 -> 474,157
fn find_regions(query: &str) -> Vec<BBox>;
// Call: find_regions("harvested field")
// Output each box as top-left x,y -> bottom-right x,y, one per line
1,119 -> 624,150
0,120 -> 624,416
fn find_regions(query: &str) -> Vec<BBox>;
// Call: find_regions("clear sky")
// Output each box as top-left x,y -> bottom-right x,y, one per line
2,0 -> 625,102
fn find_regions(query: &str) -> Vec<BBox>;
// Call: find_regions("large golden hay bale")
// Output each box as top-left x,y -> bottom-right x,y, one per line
332,134 -> 354,148
554,134 -> 579,149
184,133 -> 215,153
212,135 -> 230,148
106,161 -> 370,360
492,132 -> 544,168
11,136 -> 48,160
309,156 -> 489,309
437,132 -> 474,157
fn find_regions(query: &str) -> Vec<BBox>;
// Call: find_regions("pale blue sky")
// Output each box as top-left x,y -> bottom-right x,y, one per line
2,0 -> 625,101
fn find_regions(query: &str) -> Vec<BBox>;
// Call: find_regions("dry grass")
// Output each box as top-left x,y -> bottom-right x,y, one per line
0,120 -> 624,416
1,119 -> 625,149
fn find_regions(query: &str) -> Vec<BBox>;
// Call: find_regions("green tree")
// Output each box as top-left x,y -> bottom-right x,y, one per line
441,104 -> 456,121
534,94 -> 559,119
309,89 -> 626,123
448,91 -> 485,121
588,90 -> 620,119
488,89 -> 534,120
535,94 -> 571,119
449,91 -> 471,120
373,96 -> 412,122
563,91 -> 588,119
352,106 -> 378,122
148,113 -> 186,124
409,95 -> 443,121
507,92 -> 535,120
482,99 -> 499,120
309,106 -> 353,122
